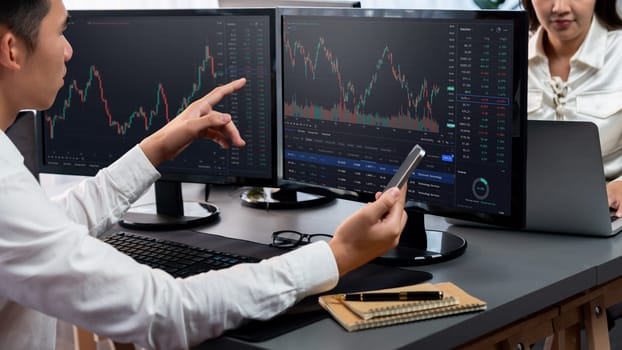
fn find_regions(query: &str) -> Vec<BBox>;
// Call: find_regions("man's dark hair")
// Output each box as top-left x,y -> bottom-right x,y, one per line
0,0 -> 51,52
521,0 -> 622,31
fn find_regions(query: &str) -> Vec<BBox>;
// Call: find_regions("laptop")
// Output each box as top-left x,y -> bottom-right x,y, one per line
449,120 -> 622,237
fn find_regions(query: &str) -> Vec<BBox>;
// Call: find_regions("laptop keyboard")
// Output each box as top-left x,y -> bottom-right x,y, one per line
103,231 -> 261,278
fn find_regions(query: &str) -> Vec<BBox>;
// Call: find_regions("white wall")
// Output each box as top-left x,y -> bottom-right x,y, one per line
361,0 -> 518,10
62,0 -> 621,17
63,0 -> 218,9
63,0 -> 518,10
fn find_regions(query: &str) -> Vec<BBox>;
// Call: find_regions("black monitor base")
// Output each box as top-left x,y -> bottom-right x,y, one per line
119,180 -> 219,231
240,187 -> 334,209
120,201 -> 219,231
374,209 -> 467,266
374,230 -> 466,266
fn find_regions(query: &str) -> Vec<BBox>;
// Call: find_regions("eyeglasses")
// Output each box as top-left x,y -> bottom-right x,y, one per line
270,230 -> 333,249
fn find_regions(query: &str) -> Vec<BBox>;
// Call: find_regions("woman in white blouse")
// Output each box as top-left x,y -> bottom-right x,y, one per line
522,0 -> 622,215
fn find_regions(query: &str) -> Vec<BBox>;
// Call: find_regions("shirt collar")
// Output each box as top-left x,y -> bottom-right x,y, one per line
528,15 -> 607,69
573,16 -> 607,69
0,130 -> 25,165
528,26 -> 547,62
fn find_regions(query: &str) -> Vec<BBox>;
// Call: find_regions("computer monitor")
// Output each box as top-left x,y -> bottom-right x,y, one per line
7,110 -> 39,180
37,9 -> 278,230
280,8 -> 528,265
223,1 -> 361,210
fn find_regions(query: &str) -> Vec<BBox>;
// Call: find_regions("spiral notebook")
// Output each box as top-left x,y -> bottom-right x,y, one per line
318,282 -> 486,332
338,282 -> 458,320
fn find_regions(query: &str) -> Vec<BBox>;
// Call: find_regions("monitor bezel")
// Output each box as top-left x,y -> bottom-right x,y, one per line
278,8 -> 528,228
36,8 -> 280,187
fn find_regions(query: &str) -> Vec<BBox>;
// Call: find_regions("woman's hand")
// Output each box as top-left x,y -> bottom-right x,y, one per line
607,180 -> 622,217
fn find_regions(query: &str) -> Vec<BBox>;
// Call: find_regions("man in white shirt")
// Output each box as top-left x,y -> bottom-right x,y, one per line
0,0 -> 408,348
522,0 -> 622,214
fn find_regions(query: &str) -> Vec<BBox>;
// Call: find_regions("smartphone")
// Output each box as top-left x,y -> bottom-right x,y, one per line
384,144 -> 425,191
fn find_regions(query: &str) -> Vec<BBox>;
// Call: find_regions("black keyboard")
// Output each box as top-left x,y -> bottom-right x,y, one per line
103,232 -> 261,278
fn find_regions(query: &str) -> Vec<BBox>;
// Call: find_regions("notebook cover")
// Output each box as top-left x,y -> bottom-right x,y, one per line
319,282 -> 486,332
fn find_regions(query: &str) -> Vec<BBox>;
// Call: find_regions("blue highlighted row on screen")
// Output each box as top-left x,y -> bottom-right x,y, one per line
285,150 -> 455,184
441,154 -> 454,162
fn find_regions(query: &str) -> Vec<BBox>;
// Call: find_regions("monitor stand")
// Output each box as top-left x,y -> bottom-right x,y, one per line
120,180 -> 219,230
239,186 -> 334,209
374,208 -> 467,266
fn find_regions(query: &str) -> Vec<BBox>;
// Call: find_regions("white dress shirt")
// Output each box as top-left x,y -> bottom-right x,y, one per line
527,16 -> 622,181
0,130 -> 339,349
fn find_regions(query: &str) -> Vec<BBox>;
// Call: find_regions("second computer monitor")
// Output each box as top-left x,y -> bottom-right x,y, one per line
280,8 -> 528,263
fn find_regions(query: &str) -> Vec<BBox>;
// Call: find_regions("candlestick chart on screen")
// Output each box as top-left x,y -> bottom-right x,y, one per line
42,14 -> 272,176
281,15 -> 513,206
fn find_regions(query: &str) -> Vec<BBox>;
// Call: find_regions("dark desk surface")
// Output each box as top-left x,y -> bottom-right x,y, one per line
40,178 -> 622,349
194,186 -> 620,349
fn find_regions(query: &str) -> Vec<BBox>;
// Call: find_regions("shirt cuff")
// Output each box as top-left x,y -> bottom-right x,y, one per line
282,241 -> 339,300
105,145 -> 161,201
